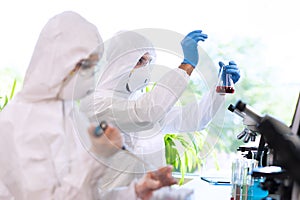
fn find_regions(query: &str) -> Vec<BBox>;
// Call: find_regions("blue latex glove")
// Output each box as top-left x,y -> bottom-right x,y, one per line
218,61 -> 240,84
181,30 -> 208,68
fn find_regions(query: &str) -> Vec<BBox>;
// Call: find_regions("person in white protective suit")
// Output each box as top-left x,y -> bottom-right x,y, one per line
0,11 -> 178,200
80,30 -> 241,189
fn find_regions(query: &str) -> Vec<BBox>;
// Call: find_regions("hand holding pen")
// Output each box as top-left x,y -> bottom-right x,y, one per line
87,121 -> 123,157
90,121 -> 155,169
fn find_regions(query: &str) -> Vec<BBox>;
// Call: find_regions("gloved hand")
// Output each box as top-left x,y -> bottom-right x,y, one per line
218,61 -> 241,84
135,165 -> 177,200
181,30 -> 208,68
88,123 -> 123,157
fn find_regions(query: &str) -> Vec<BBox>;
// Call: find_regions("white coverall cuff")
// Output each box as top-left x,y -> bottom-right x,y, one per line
83,153 -> 107,199
99,178 -> 139,200
174,68 -> 190,81
129,179 -> 139,200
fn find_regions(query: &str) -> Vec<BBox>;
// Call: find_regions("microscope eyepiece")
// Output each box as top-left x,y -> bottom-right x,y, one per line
235,100 -> 246,112
228,104 -> 235,112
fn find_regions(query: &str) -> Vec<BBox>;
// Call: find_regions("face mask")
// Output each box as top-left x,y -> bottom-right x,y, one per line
126,66 -> 151,93
58,72 -> 95,100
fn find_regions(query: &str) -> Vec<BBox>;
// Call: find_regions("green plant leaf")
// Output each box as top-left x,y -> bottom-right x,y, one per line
145,86 -> 150,93
212,150 -> 220,171
179,155 -> 186,185
174,151 -> 180,169
167,138 -> 176,147
9,79 -> 16,100
145,82 -> 157,93
165,131 -> 211,182
3,96 -> 8,108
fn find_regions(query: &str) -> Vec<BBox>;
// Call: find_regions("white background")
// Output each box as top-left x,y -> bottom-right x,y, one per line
1,0 -> 300,84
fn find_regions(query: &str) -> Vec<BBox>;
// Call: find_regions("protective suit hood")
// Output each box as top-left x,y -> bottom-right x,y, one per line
0,11 -> 111,199
19,11 -> 103,101
96,30 -> 156,97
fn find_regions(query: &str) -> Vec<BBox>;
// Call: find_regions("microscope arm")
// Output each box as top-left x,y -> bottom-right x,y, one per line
258,115 -> 300,183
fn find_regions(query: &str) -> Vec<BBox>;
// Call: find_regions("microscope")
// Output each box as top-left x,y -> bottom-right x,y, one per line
228,104 -> 267,166
228,99 -> 300,200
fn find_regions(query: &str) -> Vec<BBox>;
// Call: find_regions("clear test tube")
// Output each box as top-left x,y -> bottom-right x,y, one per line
241,160 -> 250,200
241,159 -> 258,200
231,158 -> 242,200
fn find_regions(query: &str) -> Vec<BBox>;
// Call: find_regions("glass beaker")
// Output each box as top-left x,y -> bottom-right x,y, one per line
216,64 -> 235,94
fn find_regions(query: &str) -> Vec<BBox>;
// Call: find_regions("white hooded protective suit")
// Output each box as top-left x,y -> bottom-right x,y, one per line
0,11 -> 138,200
80,30 -> 225,190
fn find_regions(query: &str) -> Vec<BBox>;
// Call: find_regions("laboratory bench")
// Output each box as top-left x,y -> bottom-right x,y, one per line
181,176 -> 232,199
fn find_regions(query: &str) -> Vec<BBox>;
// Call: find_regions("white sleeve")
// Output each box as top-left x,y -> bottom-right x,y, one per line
0,181 -> 13,200
55,152 -> 138,200
98,179 -> 138,200
94,68 -> 189,133
54,151 -> 106,200
160,89 -> 225,133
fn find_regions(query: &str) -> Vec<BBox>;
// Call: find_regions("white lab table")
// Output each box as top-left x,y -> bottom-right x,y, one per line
182,177 -> 232,199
